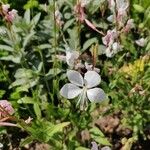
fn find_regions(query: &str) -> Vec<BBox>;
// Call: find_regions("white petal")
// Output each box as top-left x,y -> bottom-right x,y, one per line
106,47 -> 114,58
66,50 -> 79,66
107,15 -> 114,22
60,83 -> 82,99
84,71 -> 101,88
135,38 -> 146,47
87,88 -> 106,102
67,70 -> 84,86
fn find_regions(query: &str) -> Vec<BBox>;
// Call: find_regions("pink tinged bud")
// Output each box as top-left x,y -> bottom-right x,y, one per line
124,19 -> 135,33
84,19 -> 104,35
117,9 -> 128,27
55,10 -> 64,27
116,0 -> 129,27
74,3 -> 85,23
0,100 -> 14,118
2,4 -> 10,14
5,9 -> 17,22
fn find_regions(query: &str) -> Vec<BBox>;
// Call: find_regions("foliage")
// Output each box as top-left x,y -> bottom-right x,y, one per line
0,0 -> 150,149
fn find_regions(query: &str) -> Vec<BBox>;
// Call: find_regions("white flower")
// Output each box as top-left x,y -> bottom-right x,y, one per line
102,29 -> 121,57
66,50 -> 79,67
105,42 -> 121,58
102,29 -> 118,46
56,48 -> 79,67
60,70 -> 106,109
135,38 -> 147,47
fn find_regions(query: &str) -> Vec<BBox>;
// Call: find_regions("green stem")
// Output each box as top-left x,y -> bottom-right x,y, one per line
38,50 -> 51,96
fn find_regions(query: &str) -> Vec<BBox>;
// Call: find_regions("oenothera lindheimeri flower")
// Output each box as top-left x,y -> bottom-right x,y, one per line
102,29 -> 118,47
56,48 -> 79,67
60,70 -> 106,110
105,42 -> 121,58
0,100 -> 14,118
66,50 -> 79,67
102,29 -> 121,57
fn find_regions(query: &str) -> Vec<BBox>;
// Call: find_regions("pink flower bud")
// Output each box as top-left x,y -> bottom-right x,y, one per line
123,19 -> 135,33
5,9 -> 17,23
74,3 -> 85,23
0,100 -> 14,118
55,10 -> 64,27
2,4 -> 10,14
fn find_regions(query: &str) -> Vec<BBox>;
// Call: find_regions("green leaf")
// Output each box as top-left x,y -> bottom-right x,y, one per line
31,13 -> 41,27
46,68 -> 61,76
24,9 -> 30,24
14,69 -> 33,79
133,4 -> 144,13
24,0 -> 39,9
20,136 -> 33,147
46,122 -> 70,137
90,127 -> 111,146
0,45 -> 13,52
95,137 -> 111,146
34,103 -> 41,119
37,44 -> 51,50
63,18 -> 75,31
0,55 -> 21,63
82,38 -> 98,51
0,90 -> 6,99
90,127 -> 105,137
23,31 -> 35,48
67,27 -> 80,50
17,97 -> 35,104
27,120 -> 70,142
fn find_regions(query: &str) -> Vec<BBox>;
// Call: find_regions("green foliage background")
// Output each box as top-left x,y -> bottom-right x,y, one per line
0,0 -> 150,149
